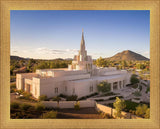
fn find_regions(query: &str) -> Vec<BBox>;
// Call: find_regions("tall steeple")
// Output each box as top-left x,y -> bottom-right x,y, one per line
79,29 -> 87,61
79,29 -> 86,55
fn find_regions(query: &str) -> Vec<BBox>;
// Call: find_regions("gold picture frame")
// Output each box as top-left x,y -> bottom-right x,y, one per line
0,0 -> 159,128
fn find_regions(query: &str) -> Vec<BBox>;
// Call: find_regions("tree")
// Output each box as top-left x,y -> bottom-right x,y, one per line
121,60 -> 127,68
97,81 -> 111,93
96,57 -> 108,67
144,108 -> 150,119
74,101 -> 80,110
113,97 -> 126,118
66,95 -> 77,101
135,104 -> 148,117
130,74 -> 139,84
38,95 -> 48,101
41,111 -> 57,119
35,103 -> 45,112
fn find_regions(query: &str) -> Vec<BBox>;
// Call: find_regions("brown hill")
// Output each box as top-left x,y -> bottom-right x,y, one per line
106,50 -> 149,61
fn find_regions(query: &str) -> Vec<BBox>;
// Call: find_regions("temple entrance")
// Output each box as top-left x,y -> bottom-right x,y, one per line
119,81 -> 122,89
26,84 -> 31,92
113,82 -> 118,90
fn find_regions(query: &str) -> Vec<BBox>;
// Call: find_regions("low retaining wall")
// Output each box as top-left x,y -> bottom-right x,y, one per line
42,100 -> 143,119
96,103 -> 143,119
42,100 -> 96,109
88,95 -> 122,101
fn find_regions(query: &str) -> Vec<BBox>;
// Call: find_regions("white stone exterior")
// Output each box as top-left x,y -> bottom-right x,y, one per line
16,31 -> 131,99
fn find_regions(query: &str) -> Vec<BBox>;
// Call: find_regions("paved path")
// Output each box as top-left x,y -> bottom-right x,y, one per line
139,83 -> 150,103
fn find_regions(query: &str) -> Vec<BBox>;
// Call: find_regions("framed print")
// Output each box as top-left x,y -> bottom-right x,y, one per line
0,0 -> 160,129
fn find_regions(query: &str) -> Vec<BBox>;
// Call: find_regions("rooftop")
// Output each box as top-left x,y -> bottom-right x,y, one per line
70,74 -> 126,83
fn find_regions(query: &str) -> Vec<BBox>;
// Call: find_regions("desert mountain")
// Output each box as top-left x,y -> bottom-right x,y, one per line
10,56 -> 73,61
106,50 -> 149,61
10,56 -> 28,60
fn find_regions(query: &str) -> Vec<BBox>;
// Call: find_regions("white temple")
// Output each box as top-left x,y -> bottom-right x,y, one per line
16,31 -> 131,99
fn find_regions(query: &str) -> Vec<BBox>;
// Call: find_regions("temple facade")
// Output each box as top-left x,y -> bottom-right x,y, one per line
16,31 -> 131,99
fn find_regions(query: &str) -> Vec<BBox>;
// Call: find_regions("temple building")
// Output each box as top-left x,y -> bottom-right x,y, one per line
16,31 -> 131,99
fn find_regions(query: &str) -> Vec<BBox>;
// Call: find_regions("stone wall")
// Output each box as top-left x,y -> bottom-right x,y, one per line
42,100 -> 96,109
96,103 -> 143,119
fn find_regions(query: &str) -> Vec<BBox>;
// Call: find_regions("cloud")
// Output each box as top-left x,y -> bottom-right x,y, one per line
36,47 -> 79,55
138,51 -> 150,58
12,50 -> 18,53
143,51 -> 150,58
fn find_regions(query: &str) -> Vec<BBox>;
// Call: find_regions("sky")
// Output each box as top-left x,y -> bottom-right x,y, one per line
10,10 -> 150,59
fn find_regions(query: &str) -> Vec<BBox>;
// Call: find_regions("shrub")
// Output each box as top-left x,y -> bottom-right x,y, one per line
132,84 -> 138,89
52,96 -> 61,101
10,83 -> 16,93
135,104 -> 148,117
74,101 -> 80,110
16,90 -> 24,94
133,91 -> 141,97
10,83 -> 16,89
86,93 -> 97,98
41,111 -> 57,119
10,88 -> 16,93
125,100 -> 139,111
58,94 -> 67,98
103,92 -> 117,96
38,95 -> 48,101
107,103 -> 113,108
97,81 -> 111,93
131,110 -> 135,115
78,96 -> 87,100
144,108 -> 150,119
78,93 -> 98,100
66,95 -> 77,101
35,103 -> 45,112
20,103 -> 32,110
146,87 -> 150,93
11,102 -> 20,109
130,74 -> 139,84
104,113 -> 113,119
113,97 -> 126,118
139,85 -> 142,91
22,92 -> 32,100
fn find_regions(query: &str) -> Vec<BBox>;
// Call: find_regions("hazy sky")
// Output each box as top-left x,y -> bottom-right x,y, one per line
10,10 -> 150,59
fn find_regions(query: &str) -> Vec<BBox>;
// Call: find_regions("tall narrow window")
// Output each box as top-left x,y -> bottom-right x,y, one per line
65,86 -> 67,92
55,87 -> 58,94
90,85 -> 93,92
73,88 -> 75,94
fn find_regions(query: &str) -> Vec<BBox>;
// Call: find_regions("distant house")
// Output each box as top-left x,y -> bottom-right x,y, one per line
136,69 -> 142,72
16,31 -> 131,99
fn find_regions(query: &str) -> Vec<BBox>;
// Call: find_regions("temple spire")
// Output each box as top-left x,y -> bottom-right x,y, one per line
80,29 -> 86,54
